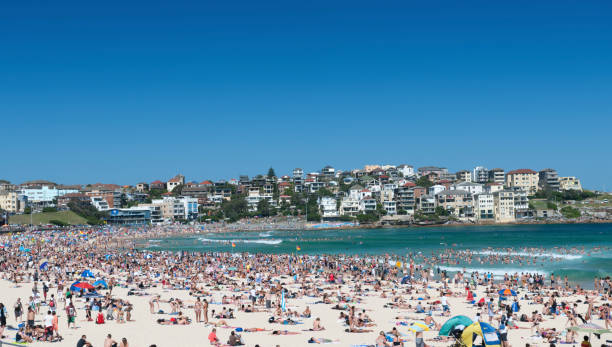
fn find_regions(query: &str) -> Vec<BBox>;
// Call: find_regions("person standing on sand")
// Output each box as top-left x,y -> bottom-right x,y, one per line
195,297 -> 203,323
203,298 -> 209,323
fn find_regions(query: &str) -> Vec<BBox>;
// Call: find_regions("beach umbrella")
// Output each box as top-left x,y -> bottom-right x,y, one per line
81,270 -> 95,278
93,279 -> 108,289
498,289 -> 517,297
39,261 -> 49,271
439,316 -> 473,336
568,323 -> 612,335
461,322 -> 501,347
409,321 -> 430,333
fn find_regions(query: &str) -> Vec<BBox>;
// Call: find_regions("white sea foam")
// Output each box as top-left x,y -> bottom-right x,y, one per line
259,232 -> 273,238
474,250 -> 582,260
198,237 -> 282,245
236,239 -> 282,245
438,265 -> 549,278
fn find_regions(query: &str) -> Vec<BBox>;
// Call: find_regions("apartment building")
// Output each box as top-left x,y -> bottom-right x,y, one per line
494,190 -> 515,223
456,170 -> 472,182
474,193 -> 494,221
559,177 -> 582,191
538,169 -> 560,191
506,169 -> 539,195
0,191 -> 25,213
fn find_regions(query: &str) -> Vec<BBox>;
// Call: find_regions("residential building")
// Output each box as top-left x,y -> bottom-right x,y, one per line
108,208 -> 151,225
485,183 -> 504,194
91,196 -> 110,211
506,169 -> 539,195
137,203 -> 163,224
474,193 -> 494,221
150,180 -> 165,190
167,174 -> 185,192
20,184 -> 79,208
397,164 -> 415,177
488,168 -> 505,184
559,177 -> 583,191
57,193 -> 89,209
319,196 -> 339,218
340,198 -> 359,216
539,169 -> 560,191
383,201 -> 397,215
177,196 -> 199,220
359,197 -> 377,213
396,184 -> 415,214
428,184 -> 446,196
85,189 -> 121,209
451,181 -> 484,196
418,166 -> 448,177
435,189 -> 474,218
136,183 -> 149,192
0,191 -> 25,213
472,166 -> 489,184
456,170 -> 472,182
321,165 -> 335,178
417,195 -> 436,214
494,190 -> 515,223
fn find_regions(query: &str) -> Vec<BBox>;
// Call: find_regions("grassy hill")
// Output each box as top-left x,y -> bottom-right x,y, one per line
9,211 -> 87,225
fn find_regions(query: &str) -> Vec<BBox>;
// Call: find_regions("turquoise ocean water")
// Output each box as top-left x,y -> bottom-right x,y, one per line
142,223 -> 612,286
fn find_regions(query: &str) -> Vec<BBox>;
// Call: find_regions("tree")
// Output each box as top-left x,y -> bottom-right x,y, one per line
221,196 -> 248,222
267,167 -> 276,178
415,176 -> 434,189
357,212 -> 379,224
560,206 -> 581,219
171,184 -> 184,196
434,206 -> 450,216
257,199 -> 272,217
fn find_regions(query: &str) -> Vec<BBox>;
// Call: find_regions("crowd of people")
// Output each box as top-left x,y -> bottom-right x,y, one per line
0,225 -> 610,346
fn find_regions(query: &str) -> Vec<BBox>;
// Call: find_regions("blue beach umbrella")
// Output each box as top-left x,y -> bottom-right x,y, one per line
93,279 -> 108,289
81,270 -> 95,278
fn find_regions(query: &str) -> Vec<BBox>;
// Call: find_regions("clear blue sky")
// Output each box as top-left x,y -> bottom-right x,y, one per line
2,1 -> 611,189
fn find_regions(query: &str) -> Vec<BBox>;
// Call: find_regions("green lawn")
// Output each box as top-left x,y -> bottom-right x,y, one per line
9,211 -> 87,225
530,200 -> 551,209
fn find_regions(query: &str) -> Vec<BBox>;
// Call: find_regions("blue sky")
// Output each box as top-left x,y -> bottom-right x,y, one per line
1,1 -> 611,189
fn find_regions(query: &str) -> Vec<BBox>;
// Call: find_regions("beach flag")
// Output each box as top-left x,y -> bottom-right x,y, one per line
296,245 -> 301,251
231,242 -> 236,248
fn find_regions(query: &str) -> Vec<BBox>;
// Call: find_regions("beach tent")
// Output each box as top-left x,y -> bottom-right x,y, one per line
81,270 -> 95,278
401,276 -> 411,284
93,279 -> 108,289
439,316 -> 473,336
498,289 -> 517,297
461,322 -> 501,347
39,262 -> 49,270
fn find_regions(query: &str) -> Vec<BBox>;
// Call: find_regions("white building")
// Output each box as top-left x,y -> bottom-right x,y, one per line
428,184 -> 446,196
474,193 -> 494,221
397,164 -> 415,177
359,197 -> 377,213
319,196 -> 339,218
91,196 -> 110,211
451,182 -> 484,195
383,201 -> 397,215
472,166 -> 489,184
20,185 -> 79,205
340,198 -> 359,216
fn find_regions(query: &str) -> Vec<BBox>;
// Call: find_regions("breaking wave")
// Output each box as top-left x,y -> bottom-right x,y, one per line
474,250 -> 582,260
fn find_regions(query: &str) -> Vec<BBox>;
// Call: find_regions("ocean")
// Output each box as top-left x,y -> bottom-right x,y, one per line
141,223 -> 612,287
